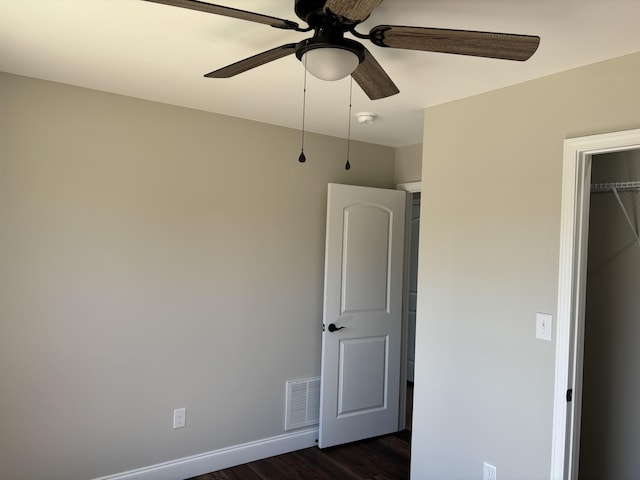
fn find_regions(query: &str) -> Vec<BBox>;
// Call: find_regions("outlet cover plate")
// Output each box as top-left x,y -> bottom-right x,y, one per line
173,407 -> 186,429
483,462 -> 496,480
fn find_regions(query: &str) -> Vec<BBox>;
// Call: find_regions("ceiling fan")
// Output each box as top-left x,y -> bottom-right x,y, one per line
143,0 -> 540,100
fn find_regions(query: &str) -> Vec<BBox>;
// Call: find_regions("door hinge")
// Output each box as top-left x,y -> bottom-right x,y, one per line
566,388 -> 573,402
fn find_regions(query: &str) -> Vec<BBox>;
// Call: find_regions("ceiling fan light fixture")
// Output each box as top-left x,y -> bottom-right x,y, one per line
301,47 -> 359,81
296,38 -> 365,81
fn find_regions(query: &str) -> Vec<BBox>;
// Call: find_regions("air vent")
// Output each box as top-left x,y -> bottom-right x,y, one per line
285,377 -> 320,431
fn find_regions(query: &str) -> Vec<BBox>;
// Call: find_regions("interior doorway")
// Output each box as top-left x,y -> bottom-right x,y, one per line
398,181 -> 421,432
406,192 -> 421,385
319,181 -> 421,447
577,150 -> 640,479
551,128 -> 640,480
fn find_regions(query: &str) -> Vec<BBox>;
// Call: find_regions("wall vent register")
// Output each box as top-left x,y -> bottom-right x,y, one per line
285,377 -> 320,431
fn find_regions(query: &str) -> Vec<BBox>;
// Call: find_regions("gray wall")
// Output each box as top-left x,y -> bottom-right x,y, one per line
579,150 -> 640,479
394,143 -> 423,185
412,51 -> 640,479
0,72 -> 395,480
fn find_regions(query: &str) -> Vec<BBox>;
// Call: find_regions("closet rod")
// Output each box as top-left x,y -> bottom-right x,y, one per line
590,181 -> 640,246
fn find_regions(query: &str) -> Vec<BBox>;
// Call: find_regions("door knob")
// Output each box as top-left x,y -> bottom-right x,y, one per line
328,323 -> 345,332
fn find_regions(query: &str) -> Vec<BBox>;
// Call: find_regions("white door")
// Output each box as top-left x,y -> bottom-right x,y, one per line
319,183 -> 406,448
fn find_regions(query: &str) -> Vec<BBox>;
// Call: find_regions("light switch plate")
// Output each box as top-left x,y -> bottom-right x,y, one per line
536,313 -> 552,341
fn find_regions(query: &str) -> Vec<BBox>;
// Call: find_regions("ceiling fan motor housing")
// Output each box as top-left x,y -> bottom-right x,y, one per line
293,0 -> 365,68
294,0 -> 326,25
294,0 -> 359,28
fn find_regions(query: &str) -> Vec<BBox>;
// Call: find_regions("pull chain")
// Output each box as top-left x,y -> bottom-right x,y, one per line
299,42 -> 309,164
345,77 -> 353,171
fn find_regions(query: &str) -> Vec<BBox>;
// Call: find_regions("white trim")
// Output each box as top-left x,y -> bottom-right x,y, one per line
92,428 -> 318,480
551,128 -> 640,480
397,181 -> 422,193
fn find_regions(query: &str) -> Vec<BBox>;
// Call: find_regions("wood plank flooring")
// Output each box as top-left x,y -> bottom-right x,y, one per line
186,430 -> 411,480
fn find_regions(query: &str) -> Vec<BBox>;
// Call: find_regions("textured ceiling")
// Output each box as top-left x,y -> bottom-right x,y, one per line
2,0 -> 640,147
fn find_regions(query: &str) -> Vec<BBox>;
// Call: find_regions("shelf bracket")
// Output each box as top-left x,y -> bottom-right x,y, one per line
611,186 -> 640,247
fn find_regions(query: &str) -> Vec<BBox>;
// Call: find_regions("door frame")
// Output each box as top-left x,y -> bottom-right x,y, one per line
397,181 -> 422,430
550,128 -> 640,479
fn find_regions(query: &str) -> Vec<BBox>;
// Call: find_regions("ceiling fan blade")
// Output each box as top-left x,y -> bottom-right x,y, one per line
324,0 -> 384,22
204,43 -> 297,78
369,25 -> 540,61
351,48 -> 399,100
142,0 -> 300,30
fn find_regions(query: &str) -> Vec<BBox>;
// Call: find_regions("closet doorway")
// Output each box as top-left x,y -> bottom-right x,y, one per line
551,128 -> 640,480
578,150 -> 640,479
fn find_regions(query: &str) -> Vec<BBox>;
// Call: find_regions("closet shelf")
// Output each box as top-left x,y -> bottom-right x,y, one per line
591,181 -> 640,246
590,181 -> 640,193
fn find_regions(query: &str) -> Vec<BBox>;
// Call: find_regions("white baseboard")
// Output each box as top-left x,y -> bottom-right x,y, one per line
92,427 -> 319,480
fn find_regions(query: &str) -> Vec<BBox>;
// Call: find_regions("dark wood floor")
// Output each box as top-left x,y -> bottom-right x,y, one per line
186,430 -> 411,480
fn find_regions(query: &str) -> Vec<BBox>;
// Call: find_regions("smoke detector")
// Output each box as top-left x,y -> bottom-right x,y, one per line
356,112 -> 377,124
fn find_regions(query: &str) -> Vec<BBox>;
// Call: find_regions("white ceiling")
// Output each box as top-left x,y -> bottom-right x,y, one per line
2,0 -> 640,147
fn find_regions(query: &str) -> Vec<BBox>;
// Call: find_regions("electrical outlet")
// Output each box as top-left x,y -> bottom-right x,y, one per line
483,462 -> 496,480
173,408 -> 186,429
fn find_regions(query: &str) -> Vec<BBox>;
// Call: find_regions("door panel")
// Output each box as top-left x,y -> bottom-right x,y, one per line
319,183 -> 406,448
341,205 -> 391,313
338,336 -> 388,415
